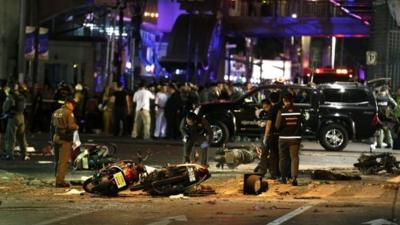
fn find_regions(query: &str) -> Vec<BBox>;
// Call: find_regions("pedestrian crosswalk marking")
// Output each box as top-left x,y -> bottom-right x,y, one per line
266,201 -> 321,225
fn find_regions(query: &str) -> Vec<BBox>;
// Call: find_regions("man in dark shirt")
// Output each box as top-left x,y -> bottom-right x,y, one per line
165,84 -> 183,139
111,82 -> 130,136
180,112 -> 212,166
255,92 -> 281,179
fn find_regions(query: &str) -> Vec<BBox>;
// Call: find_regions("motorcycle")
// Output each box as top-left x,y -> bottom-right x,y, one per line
83,156 -> 211,196
130,163 -> 211,196
83,160 -> 143,195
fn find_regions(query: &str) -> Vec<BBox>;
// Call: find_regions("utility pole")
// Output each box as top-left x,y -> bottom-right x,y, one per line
116,0 -> 126,83
186,12 -> 193,82
17,0 -> 26,83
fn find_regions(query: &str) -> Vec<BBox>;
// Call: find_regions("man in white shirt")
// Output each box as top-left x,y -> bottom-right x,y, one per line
132,83 -> 155,139
154,85 -> 169,138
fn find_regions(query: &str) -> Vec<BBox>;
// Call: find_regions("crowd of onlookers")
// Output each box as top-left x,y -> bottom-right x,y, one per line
1,79 -> 400,148
0,80 -> 256,140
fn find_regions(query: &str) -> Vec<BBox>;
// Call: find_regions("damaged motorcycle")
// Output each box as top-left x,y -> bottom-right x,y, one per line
83,156 -> 211,196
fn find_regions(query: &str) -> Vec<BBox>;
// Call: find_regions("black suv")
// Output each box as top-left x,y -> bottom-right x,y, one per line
197,82 -> 379,151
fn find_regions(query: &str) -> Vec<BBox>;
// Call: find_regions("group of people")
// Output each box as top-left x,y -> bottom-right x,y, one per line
254,92 -> 302,186
100,81 -> 249,140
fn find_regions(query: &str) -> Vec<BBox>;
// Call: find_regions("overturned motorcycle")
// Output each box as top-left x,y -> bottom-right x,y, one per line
83,158 -> 211,196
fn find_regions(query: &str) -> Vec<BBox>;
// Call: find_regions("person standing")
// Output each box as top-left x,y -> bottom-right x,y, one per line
180,112 -> 212,166
254,99 -> 272,176
101,86 -> 114,134
257,92 -> 281,178
165,84 -> 183,139
132,83 -> 154,139
50,98 -> 79,187
154,85 -> 169,138
275,93 -> 302,186
2,82 -> 29,160
376,86 -> 397,148
111,82 -> 130,136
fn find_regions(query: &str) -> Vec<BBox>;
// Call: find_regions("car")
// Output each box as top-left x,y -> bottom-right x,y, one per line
197,82 -> 379,151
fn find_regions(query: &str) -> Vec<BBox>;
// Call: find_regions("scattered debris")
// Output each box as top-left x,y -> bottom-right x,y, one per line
28,179 -> 43,186
243,174 -> 268,195
387,176 -> 400,184
294,196 -> 322,200
54,189 -> 85,196
186,185 -> 216,197
207,200 -> 217,205
253,203 -> 267,211
311,170 -> 361,180
169,194 -> 189,199
354,153 -> 400,175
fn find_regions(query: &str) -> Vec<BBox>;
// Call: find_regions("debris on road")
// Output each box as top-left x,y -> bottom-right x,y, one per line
311,170 -> 361,181
243,173 -> 268,195
55,189 -> 85,195
169,194 -> 189,199
387,176 -> 400,184
354,153 -> 400,175
207,200 -> 217,205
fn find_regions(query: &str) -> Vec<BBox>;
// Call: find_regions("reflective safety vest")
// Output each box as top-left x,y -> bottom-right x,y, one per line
276,106 -> 302,139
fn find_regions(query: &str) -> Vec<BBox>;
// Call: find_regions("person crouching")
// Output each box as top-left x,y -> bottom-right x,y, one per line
180,112 -> 212,166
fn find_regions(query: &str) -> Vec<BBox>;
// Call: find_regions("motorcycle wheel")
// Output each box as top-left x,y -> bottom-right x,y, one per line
83,178 -> 96,193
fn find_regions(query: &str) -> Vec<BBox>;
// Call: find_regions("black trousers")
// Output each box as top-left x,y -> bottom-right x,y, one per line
258,133 -> 280,178
112,107 -> 126,136
183,136 -> 208,165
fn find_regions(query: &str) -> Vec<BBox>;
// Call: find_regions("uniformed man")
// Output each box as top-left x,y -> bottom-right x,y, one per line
254,99 -> 272,175
275,93 -> 302,186
2,82 -> 29,160
50,97 -> 79,187
180,112 -> 212,166
376,86 -> 397,148
255,92 -> 281,179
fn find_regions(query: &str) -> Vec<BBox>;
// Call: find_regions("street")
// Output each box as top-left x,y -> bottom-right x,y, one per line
1,134 -> 400,225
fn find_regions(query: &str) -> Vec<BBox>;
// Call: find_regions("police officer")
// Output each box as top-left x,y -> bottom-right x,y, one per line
180,112 -> 212,166
50,97 -> 79,187
254,99 -> 272,175
256,92 -> 281,179
376,86 -> 397,148
275,93 -> 302,186
2,82 -> 29,160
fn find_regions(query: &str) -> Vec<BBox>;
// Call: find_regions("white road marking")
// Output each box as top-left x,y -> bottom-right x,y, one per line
32,210 -> 96,225
146,215 -> 188,225
266,202 -> 321,225
362,218 -> 398,225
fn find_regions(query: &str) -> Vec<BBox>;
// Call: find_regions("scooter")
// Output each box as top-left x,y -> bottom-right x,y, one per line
83,160 -> 143,195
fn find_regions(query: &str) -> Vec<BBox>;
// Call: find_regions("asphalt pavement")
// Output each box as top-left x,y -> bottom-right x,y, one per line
0,133 -> 400,225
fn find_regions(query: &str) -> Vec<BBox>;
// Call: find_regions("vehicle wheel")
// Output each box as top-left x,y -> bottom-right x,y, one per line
319,124 -> 349,151
210,121 -> 229,147
83,178 -> 95,193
